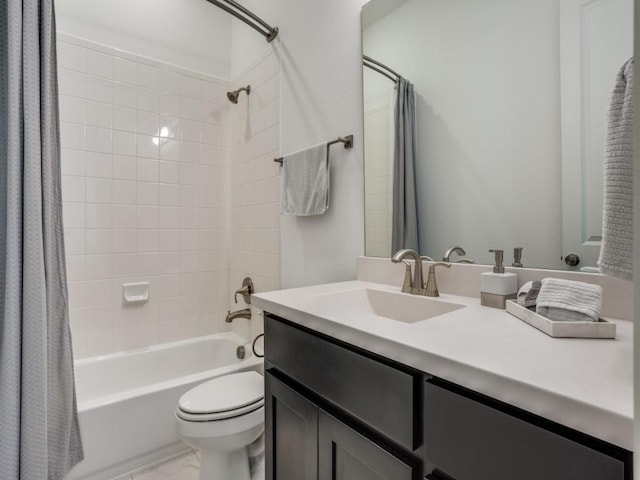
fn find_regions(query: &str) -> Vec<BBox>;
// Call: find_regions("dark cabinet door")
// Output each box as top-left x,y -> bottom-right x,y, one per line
318,410 -> 417,480
265,372 -> 318,480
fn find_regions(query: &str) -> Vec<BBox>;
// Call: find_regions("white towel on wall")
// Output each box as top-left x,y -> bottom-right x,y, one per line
280,143 -> 330,216
598,57 -> 634,281
536,278 -> 603,323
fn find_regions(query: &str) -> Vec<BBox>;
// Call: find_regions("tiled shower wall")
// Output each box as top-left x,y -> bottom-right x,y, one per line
227,51 -> 281,340
364,94 -> 393,258
58,34 -> 232,358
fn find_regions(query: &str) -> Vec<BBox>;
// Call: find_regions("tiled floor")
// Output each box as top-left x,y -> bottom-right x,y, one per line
112,452 -> 200,480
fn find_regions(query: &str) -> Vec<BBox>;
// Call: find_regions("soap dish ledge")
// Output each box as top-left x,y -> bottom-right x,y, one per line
506,300 -> 616,339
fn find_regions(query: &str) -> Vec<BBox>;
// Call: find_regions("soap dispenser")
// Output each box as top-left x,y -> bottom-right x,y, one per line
481,249 -> 517,309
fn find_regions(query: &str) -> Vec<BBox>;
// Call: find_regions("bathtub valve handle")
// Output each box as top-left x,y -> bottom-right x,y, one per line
234,277 -> 254,304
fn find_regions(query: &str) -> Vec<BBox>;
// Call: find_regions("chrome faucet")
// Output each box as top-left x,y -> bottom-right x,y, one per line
225,308 -> 251,323
425,262 -> 451,297
391,249 -> 425,295
443,245 -> 475,264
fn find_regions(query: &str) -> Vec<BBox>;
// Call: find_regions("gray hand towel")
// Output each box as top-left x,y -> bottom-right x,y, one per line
598,58 -> 634,281
536,278 -> 603,322
517,280 -> 541,308
280,143 -> 329,215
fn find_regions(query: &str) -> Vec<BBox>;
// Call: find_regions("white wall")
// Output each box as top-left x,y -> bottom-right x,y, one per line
230,0 -> 367,288
55,0 -> 231,78
363,0 -> 563,268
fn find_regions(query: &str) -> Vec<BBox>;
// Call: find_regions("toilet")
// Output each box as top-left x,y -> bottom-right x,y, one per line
176,371 -> 264,480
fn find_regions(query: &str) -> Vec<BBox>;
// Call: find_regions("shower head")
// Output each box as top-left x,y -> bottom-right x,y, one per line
227,85 -> 251,104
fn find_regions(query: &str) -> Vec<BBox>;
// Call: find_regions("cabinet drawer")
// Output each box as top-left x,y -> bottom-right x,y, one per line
424,381 -> 628,480
265,315 -> 420,450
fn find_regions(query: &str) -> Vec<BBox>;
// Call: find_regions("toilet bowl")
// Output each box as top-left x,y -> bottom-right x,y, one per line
176,371 -> 264,480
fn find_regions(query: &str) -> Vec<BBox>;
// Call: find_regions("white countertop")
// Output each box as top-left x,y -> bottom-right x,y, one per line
252,280 -> 633,450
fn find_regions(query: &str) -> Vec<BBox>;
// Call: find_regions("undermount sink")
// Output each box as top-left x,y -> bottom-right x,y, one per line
307,288 -> 465,323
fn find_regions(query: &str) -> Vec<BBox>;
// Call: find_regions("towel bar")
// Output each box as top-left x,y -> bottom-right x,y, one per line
274,135 -> 354,164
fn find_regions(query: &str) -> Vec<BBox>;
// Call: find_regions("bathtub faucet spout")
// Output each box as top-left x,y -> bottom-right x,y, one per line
225,308 -> 251,323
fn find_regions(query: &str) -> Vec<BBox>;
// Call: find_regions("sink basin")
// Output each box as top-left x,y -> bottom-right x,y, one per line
307,288 -> 465,323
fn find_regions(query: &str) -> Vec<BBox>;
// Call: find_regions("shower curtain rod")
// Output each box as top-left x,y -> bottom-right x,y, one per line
205,0 -> 279,42
363,54 -> 401,83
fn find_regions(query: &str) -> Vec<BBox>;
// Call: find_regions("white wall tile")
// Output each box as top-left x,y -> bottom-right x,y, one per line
137,182 -> 159,205
59,36 -> 277,358
113,131 -> 137,156
59,69 -> 87,98
112,205 -> 137,228
114,57 -> 137,84
113,83 -> 137,108
137,134 -> 159,159
137,89 -> 159,113
61,149 -> 86,176
60,96 -> 86,124
86,126 -> 112,153
86,76 -> 113,103
86,177 -> 112,203
86,152 -> 113,178
87,50 -> 113,79
159,94 -> 181,116
137,158 -> 159,182
113,155 -> 137,180
137,64 -> 160,91
60,122 -> 85,150
113,229 -> 137,253
86,203 -> 112,229
86,101 -> 112,128
58,42 -> 87,72
137,111 -> 159,136
112,179 -> 137,204
62,176 -> 86,202
113,253 -> 138,278
113,106 -> 137,132
85,229 -> 112,254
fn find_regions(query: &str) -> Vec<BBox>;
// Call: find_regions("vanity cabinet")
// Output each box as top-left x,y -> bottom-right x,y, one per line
264,313 -> 632,480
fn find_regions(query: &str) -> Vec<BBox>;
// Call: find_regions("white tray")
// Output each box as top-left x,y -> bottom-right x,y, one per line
505,300 -> 616,339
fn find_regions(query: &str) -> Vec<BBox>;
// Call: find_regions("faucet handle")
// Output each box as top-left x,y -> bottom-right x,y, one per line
400,260 -> 413,293
234,277 -> 254,304
425,262 -> 451,297
420,255 -> 434,262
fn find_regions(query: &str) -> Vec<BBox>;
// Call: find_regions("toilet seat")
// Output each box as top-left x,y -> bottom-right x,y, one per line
177,371 -> 264,422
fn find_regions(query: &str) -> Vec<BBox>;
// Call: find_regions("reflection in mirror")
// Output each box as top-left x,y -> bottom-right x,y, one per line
362,0 -> 633,271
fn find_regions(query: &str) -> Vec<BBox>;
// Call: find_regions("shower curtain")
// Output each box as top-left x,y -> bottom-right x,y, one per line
0,0 -> 84,478
392,78 -> 420,252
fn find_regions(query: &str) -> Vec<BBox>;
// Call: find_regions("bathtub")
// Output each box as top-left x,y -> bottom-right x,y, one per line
65,332 -> 263,480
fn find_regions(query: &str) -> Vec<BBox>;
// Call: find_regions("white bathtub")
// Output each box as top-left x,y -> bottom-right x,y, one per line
65,332 -> 263,480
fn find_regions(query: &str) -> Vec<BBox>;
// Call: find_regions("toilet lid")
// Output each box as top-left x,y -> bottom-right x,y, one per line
178,371 -> 264,415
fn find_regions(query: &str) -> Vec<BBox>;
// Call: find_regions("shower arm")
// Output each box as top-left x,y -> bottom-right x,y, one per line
204,0 -> 279,42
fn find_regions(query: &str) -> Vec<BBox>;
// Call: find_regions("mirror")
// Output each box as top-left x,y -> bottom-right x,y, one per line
362,0 -> 633,270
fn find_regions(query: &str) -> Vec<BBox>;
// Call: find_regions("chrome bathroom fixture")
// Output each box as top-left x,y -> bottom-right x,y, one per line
234,277 -> 254,304
274,135 -> 354,164
391,249 -> 425,295
227,85 -> 251,104
225,308 -> 251,323
425,262 -> 452,297
204,0 -> 278,42
443,245 -> 475,264
363,54 -> 401,83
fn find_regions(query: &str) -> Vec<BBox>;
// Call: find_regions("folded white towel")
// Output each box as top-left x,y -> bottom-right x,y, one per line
536,278 -> 603,322
280,143 -> 329,216
598,58 -> 634,281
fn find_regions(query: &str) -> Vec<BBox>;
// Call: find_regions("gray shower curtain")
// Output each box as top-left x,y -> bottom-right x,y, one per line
0,0 -> 84,478
392,78 -> 420,252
